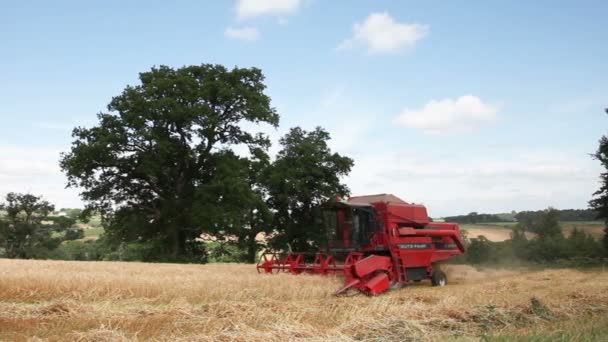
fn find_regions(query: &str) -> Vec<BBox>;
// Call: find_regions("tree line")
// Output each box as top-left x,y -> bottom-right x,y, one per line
443,208 -> 598,225
443,212 -> 509,224
515,209 -> 599,224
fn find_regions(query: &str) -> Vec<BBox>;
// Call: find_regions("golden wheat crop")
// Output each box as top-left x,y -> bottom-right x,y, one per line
1,259 -> 607,341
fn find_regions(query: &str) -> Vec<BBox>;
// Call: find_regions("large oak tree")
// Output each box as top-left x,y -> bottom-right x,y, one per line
60,64 -> 279,260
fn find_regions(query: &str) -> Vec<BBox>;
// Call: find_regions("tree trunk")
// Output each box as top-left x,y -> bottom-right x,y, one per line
170,224 -> 181,260
603,226 -> 608,255
246,236 -> 257,264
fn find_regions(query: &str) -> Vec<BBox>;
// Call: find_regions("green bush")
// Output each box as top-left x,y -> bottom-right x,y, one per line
206,241 -> 247,263
464,214 -> 605,266
101,238 -> 208,263
51,239 -> 107,261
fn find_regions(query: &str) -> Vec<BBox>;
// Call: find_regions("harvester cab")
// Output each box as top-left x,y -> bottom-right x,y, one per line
322,201 -> 377,254
257,194 -> 466,295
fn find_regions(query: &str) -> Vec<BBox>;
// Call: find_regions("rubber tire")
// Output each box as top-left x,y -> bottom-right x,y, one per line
390,280 -> 402,290
431,270 -> 447,287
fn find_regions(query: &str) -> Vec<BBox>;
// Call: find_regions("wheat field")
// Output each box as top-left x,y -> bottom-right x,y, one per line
1,259 -> 607,341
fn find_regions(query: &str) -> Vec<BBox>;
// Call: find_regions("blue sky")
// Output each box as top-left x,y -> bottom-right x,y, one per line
1,0 -> 607,216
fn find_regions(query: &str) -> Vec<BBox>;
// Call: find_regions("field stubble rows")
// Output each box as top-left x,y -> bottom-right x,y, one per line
1,259 -> 607,341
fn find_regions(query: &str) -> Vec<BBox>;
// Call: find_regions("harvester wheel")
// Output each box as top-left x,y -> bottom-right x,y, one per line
390,280 -> 403,290
431,270 -> 447,287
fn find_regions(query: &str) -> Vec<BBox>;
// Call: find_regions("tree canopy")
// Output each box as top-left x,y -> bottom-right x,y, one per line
192,148 -> 273,263
589,109 -> 608,254
0,193 -> 83,259
60,64 -> 279,260
265,127 -> 354,251
59,63 -> 354,262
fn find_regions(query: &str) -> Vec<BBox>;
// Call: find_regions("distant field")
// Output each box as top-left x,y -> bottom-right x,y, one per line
477,221 -> 518,227
461,224 -> 533,241
0,259 -> 607,341
461,221 -> 605,242
85,214 -> 103,228
560,221 -> 605,239
74,221 -> 605,243
82,227 -> 104,239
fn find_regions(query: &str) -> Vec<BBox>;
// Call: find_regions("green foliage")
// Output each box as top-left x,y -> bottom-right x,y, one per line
523,235 -> 570,261
52,239 -> 109,261
96,237 -> 208,263
447,209 -> 598,225
466,236 -> 493,264
83,227 -> 104,238
515,209 -> 598,224
192,148 -> 273,263
56,64 -> 357,263
466,236 -> 519,264
565,227 -> 604,257
0,193 -> 83,259
523,208 -> 562,239
57,208 -> 83,220
206,241 -> 247,263
529,297 -> 553,319
510,225 -> 528,256
445,212 -> 509,224
465,209 -> 605,265
60,64 -> 279,261
589,127 -> 608,255
605,227 -> 608,255
84,214 -> 103,228
51,235 -> 172,262
264,127 -> 354,252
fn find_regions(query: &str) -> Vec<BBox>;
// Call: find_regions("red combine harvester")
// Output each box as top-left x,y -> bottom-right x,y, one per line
257,194 -> 465,295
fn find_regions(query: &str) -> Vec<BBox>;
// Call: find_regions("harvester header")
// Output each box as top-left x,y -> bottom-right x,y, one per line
257,194 -> 465,295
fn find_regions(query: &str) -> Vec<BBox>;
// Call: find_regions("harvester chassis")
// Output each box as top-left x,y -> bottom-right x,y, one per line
256,194 -> 465,295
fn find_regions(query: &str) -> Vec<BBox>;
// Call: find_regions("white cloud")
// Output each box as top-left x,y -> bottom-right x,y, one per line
236,0 -> 302,20
327,118 -> 372,153
225,26 -> 260,42
394,95 -> 498,134
0,145 -> 82,209
346,148 -> 601,216
338,12 -> 428,54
